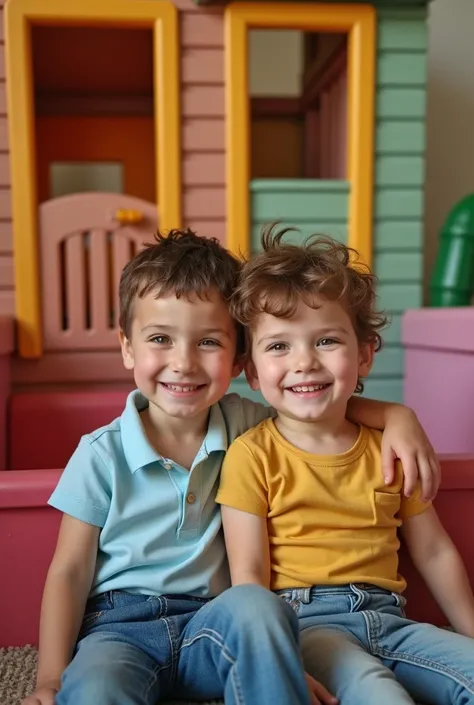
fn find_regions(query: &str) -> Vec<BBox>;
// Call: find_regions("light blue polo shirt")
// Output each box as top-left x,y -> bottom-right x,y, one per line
48,389 -> 270,598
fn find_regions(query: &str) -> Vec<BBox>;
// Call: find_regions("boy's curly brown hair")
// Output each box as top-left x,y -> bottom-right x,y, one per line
119,228 -> 245,355
230,224 -> 388,393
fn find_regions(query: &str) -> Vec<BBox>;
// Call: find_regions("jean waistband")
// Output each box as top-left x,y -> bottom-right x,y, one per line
276,583 -> 394,604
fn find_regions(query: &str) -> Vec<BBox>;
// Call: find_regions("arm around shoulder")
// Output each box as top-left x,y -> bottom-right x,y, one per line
347,396 -> 440,501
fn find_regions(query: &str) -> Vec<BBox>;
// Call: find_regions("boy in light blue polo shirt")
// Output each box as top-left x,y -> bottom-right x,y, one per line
25,229 -> 440,705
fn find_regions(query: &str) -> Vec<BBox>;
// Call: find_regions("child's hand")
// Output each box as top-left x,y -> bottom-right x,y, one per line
381,406 -> 440,501
305,671 -> 338,705
22,684 -> 58,705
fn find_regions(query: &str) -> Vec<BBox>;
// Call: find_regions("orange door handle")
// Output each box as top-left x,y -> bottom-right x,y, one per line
114,208 -> 144,224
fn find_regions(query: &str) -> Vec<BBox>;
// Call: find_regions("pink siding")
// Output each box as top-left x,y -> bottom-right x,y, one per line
180,4 -> 225,244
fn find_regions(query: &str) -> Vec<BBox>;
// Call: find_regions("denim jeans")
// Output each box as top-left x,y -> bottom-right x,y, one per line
56,584 -> 310,705
278,584 -> 474,705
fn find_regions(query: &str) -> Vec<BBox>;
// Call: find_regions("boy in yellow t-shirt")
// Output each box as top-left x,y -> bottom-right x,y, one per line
216,226 -> 474,705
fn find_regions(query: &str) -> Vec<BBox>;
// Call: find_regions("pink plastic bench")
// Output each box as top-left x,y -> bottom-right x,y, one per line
1,457 -> 473,648
8,389 -> 130,470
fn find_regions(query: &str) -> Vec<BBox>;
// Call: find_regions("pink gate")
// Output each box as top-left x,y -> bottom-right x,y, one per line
40,193 -> 158,351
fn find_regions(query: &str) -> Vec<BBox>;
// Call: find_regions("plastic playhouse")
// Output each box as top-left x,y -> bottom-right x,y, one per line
0,0 -> 473,651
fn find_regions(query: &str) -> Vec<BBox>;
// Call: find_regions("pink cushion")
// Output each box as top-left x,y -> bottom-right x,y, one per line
9,390 -> 130,470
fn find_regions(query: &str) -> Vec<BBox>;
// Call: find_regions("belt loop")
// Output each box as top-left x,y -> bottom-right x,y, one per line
302,587 -> 311,604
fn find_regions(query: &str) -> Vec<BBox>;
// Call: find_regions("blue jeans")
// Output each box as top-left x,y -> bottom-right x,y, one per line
56,584 -> 310,705
278,584 -> 474,705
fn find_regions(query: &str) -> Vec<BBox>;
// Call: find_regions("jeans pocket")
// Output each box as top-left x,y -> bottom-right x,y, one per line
78,609 -> 105,638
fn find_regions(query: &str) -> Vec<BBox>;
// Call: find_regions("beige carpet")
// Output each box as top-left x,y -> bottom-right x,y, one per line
0,646 -> 223,705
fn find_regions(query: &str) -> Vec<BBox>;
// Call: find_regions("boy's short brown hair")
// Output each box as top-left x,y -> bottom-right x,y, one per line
119,228 -> 245,354
231,225 -> 387,389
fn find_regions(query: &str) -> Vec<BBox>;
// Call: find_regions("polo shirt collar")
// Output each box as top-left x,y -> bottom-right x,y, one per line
121,389 -> 228,473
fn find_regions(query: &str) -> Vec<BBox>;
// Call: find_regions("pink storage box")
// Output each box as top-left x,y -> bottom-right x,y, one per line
403,307 -> 474,455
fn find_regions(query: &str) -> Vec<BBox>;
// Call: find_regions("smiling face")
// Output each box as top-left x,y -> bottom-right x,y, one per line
120,289 -> 241,426
246,296 -> 373,426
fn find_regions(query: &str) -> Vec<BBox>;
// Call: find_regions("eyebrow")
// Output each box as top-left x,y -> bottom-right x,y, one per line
141,324 -> 232,338
256,326 -> 350,346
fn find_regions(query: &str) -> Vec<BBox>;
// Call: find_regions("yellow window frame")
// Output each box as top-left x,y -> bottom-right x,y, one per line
5,0 -> 181,358
225,2 -> 375,264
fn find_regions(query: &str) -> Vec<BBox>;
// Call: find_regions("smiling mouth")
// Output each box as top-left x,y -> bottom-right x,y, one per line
286,383 -> 330,393
161,383 -> 205,393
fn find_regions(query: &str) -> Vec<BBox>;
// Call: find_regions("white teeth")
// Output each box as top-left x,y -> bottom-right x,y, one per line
290,384 -> 326,392
164,384 -> 198,392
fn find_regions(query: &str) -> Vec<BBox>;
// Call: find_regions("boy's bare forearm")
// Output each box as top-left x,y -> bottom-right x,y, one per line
346,395 -> 397,429
36,568 -> 92,689
417,547 -> 474,638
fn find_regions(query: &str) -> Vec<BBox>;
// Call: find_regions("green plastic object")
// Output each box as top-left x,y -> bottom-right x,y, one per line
429,193 -> 474,307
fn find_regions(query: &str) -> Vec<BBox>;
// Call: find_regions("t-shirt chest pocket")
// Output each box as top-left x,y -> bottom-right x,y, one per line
373,491 -> 401,527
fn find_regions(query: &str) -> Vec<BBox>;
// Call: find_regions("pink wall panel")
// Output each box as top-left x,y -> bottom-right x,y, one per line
0,291 -> 14,315
184,187 -> 225,219
180,4 -> 226,245
182,86 -> 224,118
182,48 -> 224,85
0,221 -> 11,254
0,116 -> 8,145
0,256 -> 13,287
0,188 -> 11,218
182,118 -> 225,151
183,152 -> 225,186
181,12 -> 224,47
0,150 -> 10,185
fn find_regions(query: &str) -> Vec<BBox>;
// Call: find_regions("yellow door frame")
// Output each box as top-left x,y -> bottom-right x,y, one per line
225,2 -> 375,264
5,0 -> 181,358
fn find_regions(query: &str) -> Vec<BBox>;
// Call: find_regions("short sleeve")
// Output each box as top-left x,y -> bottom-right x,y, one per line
48,436 -> 111,527
216,438 -> 269,517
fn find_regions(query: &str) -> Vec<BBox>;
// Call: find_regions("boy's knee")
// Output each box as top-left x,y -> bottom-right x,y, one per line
219,584 -> 298,630
58,666 -> 113,705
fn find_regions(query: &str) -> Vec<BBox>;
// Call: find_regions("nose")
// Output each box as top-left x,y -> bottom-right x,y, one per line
294,347 -> 320,373
170,344 -> 196,374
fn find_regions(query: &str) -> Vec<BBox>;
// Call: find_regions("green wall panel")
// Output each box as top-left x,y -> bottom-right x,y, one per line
375,189 -> 424,219
375,155 -> 424,186
363,378 -> 403,404
376,87 -> 426,119
382,313 -> 401,345
372,345 -> 404,377
377,52 -> 427,86
374,252 -> 423,281
374,221 -> 423,250
378,17 -> 428,50
251,180 -> 349,223
375,121 -> 426,154
378,283 -> 423,311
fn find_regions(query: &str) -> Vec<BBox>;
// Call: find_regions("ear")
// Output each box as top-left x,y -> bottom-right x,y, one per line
119,329 -> 135,370
231,354 -> 245,380
358,343 -> 374,378
244,359 -> 261,391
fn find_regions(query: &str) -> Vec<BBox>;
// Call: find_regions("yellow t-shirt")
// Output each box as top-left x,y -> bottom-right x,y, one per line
216,419 -> 430,593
